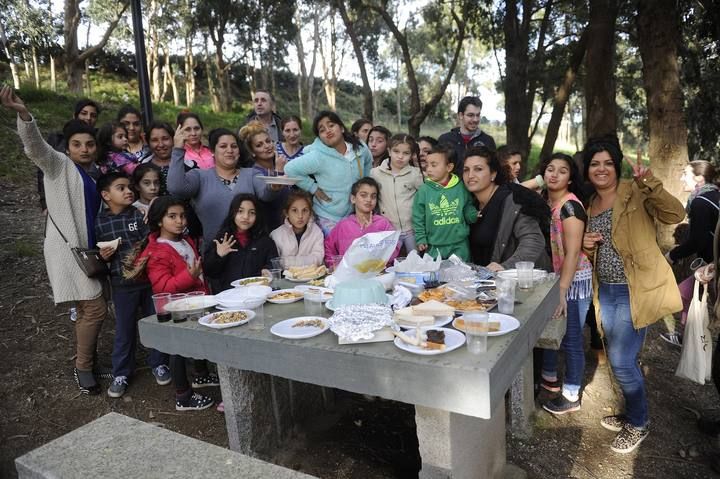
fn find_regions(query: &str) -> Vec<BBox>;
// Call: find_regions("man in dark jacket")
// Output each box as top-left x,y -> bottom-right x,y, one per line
244,89 -> 283,142
438,96 -> 496,175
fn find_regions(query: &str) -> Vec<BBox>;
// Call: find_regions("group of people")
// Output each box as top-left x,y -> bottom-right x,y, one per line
3,83 -> 719,458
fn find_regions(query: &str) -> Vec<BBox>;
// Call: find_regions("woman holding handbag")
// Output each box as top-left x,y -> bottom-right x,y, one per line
1,86 -> 107,395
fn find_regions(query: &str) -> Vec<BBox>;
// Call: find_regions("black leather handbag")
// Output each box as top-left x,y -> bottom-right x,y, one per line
47,214 -> 108,278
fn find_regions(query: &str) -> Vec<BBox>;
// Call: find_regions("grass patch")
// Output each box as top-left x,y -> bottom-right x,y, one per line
14,240 -> 39,258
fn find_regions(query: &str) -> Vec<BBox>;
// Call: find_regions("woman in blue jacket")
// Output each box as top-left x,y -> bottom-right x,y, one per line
285,111 -> 373,235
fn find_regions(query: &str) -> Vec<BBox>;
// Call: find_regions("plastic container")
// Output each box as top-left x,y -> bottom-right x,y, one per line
332,279 -> 388,307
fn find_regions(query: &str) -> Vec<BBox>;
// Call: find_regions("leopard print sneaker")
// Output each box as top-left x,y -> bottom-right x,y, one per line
610,423 -> 649,454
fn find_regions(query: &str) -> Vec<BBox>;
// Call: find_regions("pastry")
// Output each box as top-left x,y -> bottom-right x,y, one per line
412,300 -> 454,317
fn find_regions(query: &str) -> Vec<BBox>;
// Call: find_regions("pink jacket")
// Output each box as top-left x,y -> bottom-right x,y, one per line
324,214 -> 400,266
270,219 -> 325,267
184,144 -> 214,170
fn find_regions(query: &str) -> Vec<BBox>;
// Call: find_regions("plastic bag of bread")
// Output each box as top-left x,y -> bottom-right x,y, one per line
334,231 -> 400,282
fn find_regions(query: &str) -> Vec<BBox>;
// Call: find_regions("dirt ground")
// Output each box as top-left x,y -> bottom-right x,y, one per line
2,177 -> 720,479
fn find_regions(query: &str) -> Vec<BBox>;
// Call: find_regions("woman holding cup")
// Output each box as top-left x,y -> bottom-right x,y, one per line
537,153 -> 593,415
581,135 -> 684,453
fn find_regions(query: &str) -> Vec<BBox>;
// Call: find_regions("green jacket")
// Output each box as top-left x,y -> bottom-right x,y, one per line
412,174 -> 477,249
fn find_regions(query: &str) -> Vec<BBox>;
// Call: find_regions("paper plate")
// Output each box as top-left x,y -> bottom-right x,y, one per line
230,276 -> 271,288
164,295 -> 218,313
267,289 -> 305,304
270,317 -> 330,339
256,176 -> 300,186
199,309 -> 254,329
496,269 -> 548,283
452,313 -> 520,337
393,327 -> 465,355
293,285 -> 333,302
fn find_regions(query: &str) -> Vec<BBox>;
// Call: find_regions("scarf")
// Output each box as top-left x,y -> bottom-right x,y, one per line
75,163 -> 100,248
234,230 -> 250,248
686,183 -> 719,215
549,193 -> 593,300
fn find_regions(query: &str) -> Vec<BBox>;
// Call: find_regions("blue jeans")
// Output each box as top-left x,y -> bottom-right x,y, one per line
542,296 -> 591,401
598,282 -> 648,428
112,286 -> 169,378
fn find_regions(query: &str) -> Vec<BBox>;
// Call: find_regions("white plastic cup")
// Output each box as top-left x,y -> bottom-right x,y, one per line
496,277 -> 516,314
304,291 -> 325,316
516,261 -> 534,290
270,257 -> 284,271
248,303 -> 265,331
464,312 -> 489,354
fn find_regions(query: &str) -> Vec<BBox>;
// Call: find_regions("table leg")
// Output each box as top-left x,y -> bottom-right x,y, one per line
217,365 -> 333,458
508,356 -> 535,438
415,401 -> 506,479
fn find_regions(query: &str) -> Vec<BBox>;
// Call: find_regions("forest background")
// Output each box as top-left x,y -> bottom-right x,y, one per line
2,0 -> 720,234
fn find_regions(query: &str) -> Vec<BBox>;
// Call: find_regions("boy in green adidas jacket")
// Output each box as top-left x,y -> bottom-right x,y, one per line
412,145 -> 477,261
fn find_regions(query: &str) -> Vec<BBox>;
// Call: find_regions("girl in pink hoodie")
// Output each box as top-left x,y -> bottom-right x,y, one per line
270,190 -> 325,267
324,177 -> 400,266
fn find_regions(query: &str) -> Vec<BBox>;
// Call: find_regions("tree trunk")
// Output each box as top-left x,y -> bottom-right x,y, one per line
0,22 -> 20,88
164,45 -> 179,106
319,8 -> 337,111
584,0 -> 618,138
246,63 -> 256,100
370,2 -> 469,137
540,29 -> 588,161
63,0 -> 128,94
31,45 -> 40,88
50,54 -> 57,91
503,0 -> 553,161
22,51 -> 31,78
336,0 -> 373,120
84,58 -> 91,95
306,10 -> 320,119
214,46 -> 230,112
184,36 -> 195,106
502,0 -> 531,157
204,35 -> 220,112
161,50 -> 169,101
151,34 -> 162,102
637,0 -> 689,248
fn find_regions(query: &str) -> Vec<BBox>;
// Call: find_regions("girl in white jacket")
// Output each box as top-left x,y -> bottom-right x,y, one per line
370,134 -> 424,253
270,190 -> 325,267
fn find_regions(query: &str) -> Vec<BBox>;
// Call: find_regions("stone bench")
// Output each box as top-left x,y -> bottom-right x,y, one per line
16,412 -> 317,479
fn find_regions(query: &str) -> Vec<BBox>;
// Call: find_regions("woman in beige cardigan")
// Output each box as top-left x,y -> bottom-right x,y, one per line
1,86 -> 107,395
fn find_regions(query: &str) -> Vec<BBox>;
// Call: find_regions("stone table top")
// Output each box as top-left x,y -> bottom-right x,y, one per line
140,279 -> 558,419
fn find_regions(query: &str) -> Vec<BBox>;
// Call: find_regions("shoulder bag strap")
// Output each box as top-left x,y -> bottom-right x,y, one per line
46,212 -> 71,245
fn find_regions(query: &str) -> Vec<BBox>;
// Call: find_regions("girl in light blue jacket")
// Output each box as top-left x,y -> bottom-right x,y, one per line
285,111 -> 373,235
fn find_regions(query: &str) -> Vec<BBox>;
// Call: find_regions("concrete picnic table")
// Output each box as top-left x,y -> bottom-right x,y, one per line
139,278 -> 559,478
